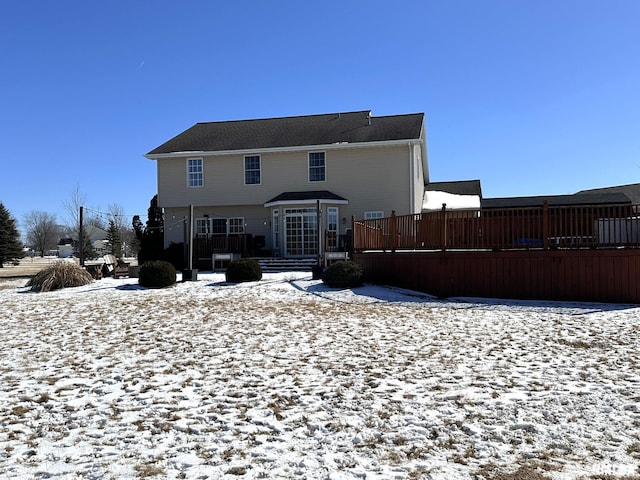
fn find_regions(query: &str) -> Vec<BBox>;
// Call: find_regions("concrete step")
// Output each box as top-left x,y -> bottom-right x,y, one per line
257,258 -> 319,272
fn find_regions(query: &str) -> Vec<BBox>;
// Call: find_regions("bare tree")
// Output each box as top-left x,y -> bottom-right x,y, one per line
62,184 -> 87,230
24,211 -> 60,257
61,184 -> 104,237
108,203 -> 126,230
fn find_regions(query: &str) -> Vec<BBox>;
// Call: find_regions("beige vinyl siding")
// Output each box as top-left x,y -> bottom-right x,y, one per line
158,144 -> 415,215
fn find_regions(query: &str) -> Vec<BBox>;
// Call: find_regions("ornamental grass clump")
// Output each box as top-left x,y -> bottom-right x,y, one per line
321,260 -> 364,288
225,258 -> 262,283
138,260 -> 176,289
27,261 -> 93,292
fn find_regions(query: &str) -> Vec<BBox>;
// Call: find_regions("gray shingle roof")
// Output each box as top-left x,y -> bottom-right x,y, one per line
576,183 -> 640,204
146,110 -> 424,156
426,180 -> 482,197
265,191 -> 348,205
482,192 -> 631,209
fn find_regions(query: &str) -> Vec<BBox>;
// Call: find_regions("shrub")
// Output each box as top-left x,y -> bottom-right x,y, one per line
27,261 -> 93,292
138,260 -> 176,289
321,260 -> 364,288
225,258 -> 262,283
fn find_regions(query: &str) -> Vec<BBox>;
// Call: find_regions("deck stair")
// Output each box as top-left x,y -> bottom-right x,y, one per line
257,257 -> 319,272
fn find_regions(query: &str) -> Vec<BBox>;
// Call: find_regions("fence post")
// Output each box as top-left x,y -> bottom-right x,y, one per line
543,200 -> 549,250
391,210 -> 397,253
351,215 -> 356,253
441,203 -> 447,251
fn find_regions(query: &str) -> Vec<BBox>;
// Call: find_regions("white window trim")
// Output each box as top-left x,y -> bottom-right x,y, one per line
272,209 -> 280,251
195,217 -> 210,236
244,154 -> 261,185
327,207 -> 339,234
228,217 -> 245,234
187,157 -> 204,188
308,151 -> 327,183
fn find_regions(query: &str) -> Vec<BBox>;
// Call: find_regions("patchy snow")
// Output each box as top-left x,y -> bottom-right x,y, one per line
422,191 -> 481,211
1,272 -> 639,479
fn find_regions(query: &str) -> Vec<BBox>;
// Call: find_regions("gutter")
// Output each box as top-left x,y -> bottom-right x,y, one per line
144,138 -> 422,160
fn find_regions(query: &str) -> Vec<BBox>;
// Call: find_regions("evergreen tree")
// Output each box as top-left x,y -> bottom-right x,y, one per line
136,195 -> 164,263
131,214 -> 144,255
73,232 -> 97,261
0,203 -> 24,267
106,219 -> 123,258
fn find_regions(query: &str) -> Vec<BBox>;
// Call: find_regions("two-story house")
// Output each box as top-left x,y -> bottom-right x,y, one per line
145,110 -> 428,261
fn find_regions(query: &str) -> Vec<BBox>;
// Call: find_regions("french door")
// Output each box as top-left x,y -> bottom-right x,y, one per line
284,208 -> 318,257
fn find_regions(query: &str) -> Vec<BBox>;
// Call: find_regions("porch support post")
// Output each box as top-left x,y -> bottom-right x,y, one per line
391,210 -> 397,253
317,199 -> 322,267
188,204 -> 194,270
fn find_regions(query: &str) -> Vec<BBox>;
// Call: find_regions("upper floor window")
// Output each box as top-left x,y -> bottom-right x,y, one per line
187,158 -> 203,187
244,155 -> 261,185
308,152 -> 326,182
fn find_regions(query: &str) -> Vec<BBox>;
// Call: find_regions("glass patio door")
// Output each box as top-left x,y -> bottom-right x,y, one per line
284,209 -> 318,257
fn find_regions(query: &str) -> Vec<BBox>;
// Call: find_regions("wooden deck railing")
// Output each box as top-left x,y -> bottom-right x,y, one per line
193,234 -> 252,258
353,203 -> 640,252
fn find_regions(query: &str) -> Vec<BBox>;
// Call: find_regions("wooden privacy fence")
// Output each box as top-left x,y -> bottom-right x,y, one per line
353,202 -> 640,252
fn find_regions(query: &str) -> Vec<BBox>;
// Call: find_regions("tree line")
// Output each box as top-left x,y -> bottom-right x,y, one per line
0,187 -> 164,268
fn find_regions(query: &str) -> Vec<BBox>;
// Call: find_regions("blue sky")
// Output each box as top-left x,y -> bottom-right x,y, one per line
1,1 -> 638,232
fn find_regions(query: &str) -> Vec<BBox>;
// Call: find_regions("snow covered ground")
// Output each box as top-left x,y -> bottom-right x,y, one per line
1,272 -> 639,479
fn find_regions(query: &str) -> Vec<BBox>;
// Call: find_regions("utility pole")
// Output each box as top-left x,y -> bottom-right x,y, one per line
79,206 -> 84,266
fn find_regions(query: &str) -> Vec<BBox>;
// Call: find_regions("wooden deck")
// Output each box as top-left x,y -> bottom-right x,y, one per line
355,249 -> 640,304
351,203 -> 640,303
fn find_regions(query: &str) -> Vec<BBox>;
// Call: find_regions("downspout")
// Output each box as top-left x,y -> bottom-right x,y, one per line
408,143 -> 415,214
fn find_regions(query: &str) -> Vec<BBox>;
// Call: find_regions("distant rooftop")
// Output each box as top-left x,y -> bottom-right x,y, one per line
576,183 -> 640,205
426,180 -> 482,197
482,192 -> 631,209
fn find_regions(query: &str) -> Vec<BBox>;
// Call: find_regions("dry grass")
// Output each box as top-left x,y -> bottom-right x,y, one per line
26,261 -> 93,292
476,465 -> 554,480
0,257 -> 56,278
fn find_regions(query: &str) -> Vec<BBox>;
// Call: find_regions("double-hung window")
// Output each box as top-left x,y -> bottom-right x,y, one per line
211,219 -> 227,235
244,155 -> 261,185
327,207 -> 338,249
196,218 -> 210,236
187,158 -> 203,187
308,152 -> 326,182
228,217 -> 245,234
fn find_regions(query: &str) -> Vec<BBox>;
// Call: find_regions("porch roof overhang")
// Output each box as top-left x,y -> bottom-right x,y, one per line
264,190 -> 349,208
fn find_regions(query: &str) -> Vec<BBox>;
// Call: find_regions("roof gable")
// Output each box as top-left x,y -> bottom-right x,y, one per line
576,183 -> 640,204
146,110 -> 424,156
426,180 -> 482,197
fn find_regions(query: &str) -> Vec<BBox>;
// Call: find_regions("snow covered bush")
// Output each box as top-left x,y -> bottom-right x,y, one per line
138,260 -> 176,289
321,260 -> 363,288
27,260 -> 93,292
225,258 -> 262,283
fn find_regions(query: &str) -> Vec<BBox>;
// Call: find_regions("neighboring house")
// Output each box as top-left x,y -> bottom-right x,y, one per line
481,192 -> 631,210
576,183 -> 640,205
57,225 -> 109,258
423,180 -> 482,212
145,110 -> 428,259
